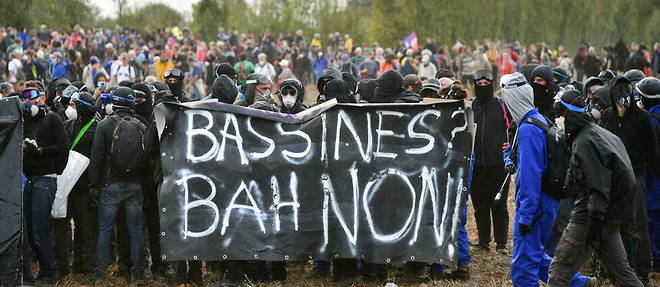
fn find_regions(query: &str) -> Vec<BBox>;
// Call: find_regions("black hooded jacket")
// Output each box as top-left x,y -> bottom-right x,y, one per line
324,79 -> 356,103
472,86 -> 510,167
373,70 -> 403,103
530,65 -> 558,120
395,91 -> 421,103
211,75 -> 238,104
23,110 -> 69,177
64,92 -> 98,187
600,97 -> 654,174
565,111 -> 635,224
357,79 -> 378,103
316,68 -> 342,103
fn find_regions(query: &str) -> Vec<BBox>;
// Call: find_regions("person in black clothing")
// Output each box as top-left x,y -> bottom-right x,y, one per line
22,87 -> 69,285
324,78 -> 356,104
45,77 -> 72,119
529,65 -> 559,120
277,78 -> 307,114
62,91 -> 98,276
211,74 -> 239,104
315,68 -> 342,104
23,50 -> 47,81
625,45 -> 652,72
372,70 -> 404,103
89,87 -> 146,285
397,74 -> 422,103
470,70 -> 511,253
548,90 -> 643,287
164,68 -> 190,102
599,76 -> 654,284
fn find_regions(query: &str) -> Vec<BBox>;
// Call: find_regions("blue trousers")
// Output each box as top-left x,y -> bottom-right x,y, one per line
511,210 -> 556,286
95,183 -> 145,277
430,203 -> 470,271
24,176 -> 57,278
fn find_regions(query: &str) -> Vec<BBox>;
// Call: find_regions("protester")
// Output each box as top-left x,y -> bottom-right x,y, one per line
500,72 -> 559,286
89,86 -> 146,285
470,70 -> 510,254
599,76 -> 654,284
548,90 -> 643,287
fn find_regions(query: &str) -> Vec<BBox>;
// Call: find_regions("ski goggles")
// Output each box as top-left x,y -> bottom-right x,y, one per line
21,89 -> 42,100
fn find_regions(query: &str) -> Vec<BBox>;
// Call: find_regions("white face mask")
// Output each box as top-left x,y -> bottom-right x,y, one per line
282,95 -> 296,109
65,106 -> 78,121
105,104 -> 114,115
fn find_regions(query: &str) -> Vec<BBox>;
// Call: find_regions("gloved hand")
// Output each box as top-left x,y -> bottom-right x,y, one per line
23,138 -> 41,155
519,223 -> 532,236
89,187 -> 100,208
586,217 -> 603,245
505,164 -> 516,174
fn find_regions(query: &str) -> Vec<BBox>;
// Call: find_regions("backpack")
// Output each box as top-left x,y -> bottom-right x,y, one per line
108,114 -> 147,177
521,116 -> 573,199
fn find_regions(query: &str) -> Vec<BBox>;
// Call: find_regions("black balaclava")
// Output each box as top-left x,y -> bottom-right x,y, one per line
324,79 -> 356,103
520,64 -> 539,83
167,78 -> 183,96
475,82 -> 494,103
211,75 -> 238,104
530,65 -> 558,118
75,92 -> 97,122
373,70 -> 403,103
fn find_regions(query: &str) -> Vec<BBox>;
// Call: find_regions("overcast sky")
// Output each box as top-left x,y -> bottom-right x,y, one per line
89,0 -> 200,19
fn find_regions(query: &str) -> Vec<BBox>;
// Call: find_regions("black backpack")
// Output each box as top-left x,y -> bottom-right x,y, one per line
522,116 -> 573,199
108,114 -> 147,177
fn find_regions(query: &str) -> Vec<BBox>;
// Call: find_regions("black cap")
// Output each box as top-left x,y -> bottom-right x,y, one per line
559,90 -> 587,111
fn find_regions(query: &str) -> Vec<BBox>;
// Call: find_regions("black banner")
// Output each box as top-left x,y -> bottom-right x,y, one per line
0,97 -> 23,286
157,99 -> 471,267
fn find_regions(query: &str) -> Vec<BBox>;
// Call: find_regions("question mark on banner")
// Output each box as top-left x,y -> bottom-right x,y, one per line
446,108 -> 467,151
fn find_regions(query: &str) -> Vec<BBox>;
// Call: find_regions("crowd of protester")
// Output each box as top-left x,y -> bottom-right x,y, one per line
2,24 -> 659,287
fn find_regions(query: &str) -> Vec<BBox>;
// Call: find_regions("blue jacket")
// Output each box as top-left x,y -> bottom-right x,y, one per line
515,109 -> 559,226
50,62 -> 68,80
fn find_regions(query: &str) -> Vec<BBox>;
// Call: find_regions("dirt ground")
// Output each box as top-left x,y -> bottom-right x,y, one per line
47,178 -> 660,287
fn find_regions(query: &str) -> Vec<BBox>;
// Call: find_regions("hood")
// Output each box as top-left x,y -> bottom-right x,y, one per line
591,86 -> 611,111
530,65 -> 558,117
342,72 -> 358,94
316,68 -> 342,95
564,110 -> 593,139
357,79 -> 378,103
583,76 -> 605,97
501,72 -> 535,124
324,79 -> 356,103
609,76 -> 632,108
519,64 -> 539,83
75,91 -> 97,122
373,70 -> 404,103
212,75 -> 238,104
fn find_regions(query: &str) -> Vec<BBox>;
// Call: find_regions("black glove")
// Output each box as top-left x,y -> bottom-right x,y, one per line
519,223 -> 532,236
505,164 -> 516,174
586,217 -> 603,245
89,187 -> 100,208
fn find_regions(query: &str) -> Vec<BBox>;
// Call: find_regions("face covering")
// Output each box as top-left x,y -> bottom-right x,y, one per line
474,83 -> 494,101
24,102 -> 43,117
135,97 -> 154,118
65,106 -> 78,121
105,104 -> 114,115
589,105 -> 602,120
258,89 -> 272,101
167,80 -> 183,96
554,116 -> 565,131
282,95 -> 296,109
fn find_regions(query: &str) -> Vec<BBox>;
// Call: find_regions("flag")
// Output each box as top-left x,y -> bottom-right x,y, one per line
404,32 -> 418,52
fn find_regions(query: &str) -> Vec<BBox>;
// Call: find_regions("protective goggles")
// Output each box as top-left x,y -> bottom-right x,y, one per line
70,91 -> 94,106
22,89 -> 42,100
474,70 -> 494,82
164,69 -> 183,78
280,86 -> 298,96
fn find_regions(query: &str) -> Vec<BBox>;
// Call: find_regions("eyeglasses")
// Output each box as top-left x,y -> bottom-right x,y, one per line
22,89 -> 41,100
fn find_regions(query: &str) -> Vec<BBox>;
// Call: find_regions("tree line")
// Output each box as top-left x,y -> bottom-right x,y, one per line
1,0 -> 657,51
